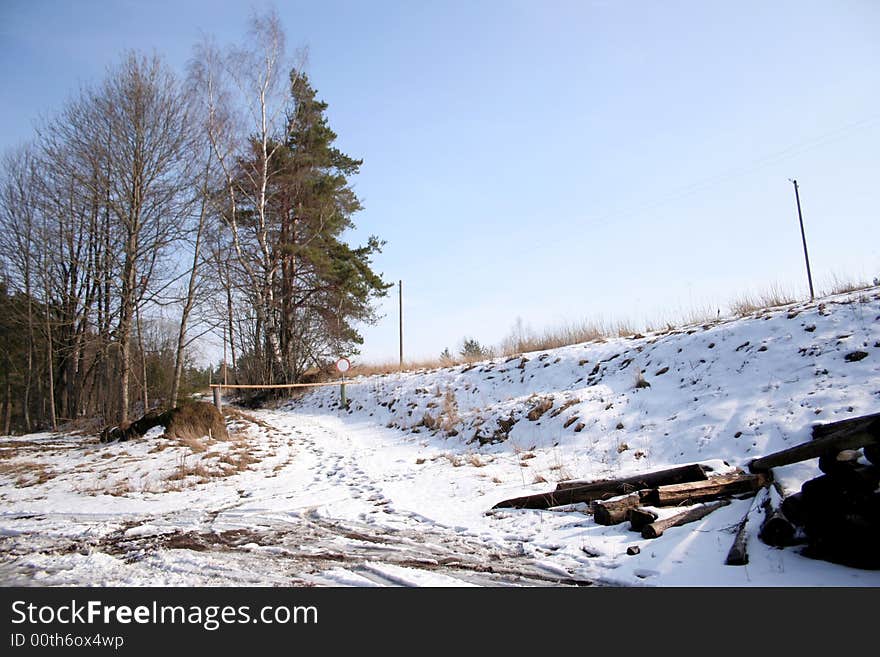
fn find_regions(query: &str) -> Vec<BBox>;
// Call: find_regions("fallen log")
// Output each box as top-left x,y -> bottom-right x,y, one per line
749,412 -> 880,473
555,463 -> 709,491
591,492 -> 649,525
811,411 -> 880,441
759,498 -> 798,548
493,463 -> 709,510
642,500 -> 731,539
725,487 -> 770,566
628,508 -> 659,533
100,409 -> 168,442
648,473 -> 767,506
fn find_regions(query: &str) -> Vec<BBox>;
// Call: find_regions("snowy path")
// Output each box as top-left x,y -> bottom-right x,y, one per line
0,411 -> 592,587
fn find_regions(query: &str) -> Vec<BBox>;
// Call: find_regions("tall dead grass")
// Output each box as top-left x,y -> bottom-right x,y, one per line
349,278 -> 876,377
729,283 -> 798,317
819,273 -> 874,297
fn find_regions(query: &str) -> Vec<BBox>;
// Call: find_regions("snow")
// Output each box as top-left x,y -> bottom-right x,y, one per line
1,288 -> 879,586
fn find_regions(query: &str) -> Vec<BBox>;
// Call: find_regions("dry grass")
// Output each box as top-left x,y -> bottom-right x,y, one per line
340,279 -> 877,380
421,388 -> 461,435
175,435 -> 210,453
349,353 -> 492,378
166,454 -> 212,482
500,319 -> 607,354
820,273 -> 874,297
0,461 -> 56,487
165,402 -> 229,441
217,450 -> 257,472
729,283 -> 798,317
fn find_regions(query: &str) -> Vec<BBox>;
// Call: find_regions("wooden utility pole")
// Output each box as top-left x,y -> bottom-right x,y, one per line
791,179 -> 815,301
398,279 -> 403,368
222,327 -> 228,386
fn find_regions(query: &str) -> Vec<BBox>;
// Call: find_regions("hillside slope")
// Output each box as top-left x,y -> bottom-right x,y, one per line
299,288 -> 879,496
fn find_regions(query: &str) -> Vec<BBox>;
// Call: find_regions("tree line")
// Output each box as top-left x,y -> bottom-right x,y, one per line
0,10 -> 389,433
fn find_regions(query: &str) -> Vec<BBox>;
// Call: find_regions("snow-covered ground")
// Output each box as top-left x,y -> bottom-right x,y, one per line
1,288 -> 879,586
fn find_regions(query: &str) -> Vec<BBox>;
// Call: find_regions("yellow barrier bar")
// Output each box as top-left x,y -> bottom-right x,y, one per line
208,381 -> 362,389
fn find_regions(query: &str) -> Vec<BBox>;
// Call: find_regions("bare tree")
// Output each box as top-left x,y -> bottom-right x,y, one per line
0,146 -> 39,430
96,52 -> 196,423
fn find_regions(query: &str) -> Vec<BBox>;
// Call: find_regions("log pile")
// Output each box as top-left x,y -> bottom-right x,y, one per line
749,412 -> 880,569
492,461 -> 767,540
489,412 -> 880,567
492,463 -> 711,510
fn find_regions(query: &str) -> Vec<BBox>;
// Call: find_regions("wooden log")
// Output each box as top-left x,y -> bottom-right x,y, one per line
726,487 -> 769,566
748,413 -> 880,473
817,449 -> 862,474
555,463 -> 709,491
100,409 -> 169,443
811,411 -> 880,441
801,466 -> 880,503
649,473 -> 767,506
493,463 -> 709,510
758,497 -> 797,547
641,500 -> 730,539
628,508 -> 659,532
780,492 -> 806,528
591,492 -> 648,525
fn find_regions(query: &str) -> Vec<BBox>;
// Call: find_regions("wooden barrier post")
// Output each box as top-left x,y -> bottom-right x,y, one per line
213,385 -> 222,412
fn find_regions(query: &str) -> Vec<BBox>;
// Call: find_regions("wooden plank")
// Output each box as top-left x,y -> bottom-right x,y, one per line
649,473 -> 767,506
642,500 -> 730,539
555,463 -> 709,491
749,413 -> 880,473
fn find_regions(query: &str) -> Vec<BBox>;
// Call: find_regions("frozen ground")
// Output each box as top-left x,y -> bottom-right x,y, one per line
1,288 -> 879,586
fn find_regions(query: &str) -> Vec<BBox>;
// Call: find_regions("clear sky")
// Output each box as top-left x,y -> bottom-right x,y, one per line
1,0 -> 878,364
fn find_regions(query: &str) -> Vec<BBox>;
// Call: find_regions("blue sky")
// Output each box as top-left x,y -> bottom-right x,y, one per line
1,1 -> 878,364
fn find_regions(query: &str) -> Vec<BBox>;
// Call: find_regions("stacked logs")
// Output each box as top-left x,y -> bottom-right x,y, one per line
749,412 -> 880,569
492,462 -> 767,539
490,412 -> 879,567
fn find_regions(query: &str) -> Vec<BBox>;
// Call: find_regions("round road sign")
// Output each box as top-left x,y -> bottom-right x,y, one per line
335,357 -> 351,373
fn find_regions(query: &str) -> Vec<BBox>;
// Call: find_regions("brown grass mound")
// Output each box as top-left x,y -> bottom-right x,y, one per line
164,402 -> 229,441
100,401 -> 229,443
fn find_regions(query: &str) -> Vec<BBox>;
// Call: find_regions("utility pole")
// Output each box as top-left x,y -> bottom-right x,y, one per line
222,327 -> 228,386
791,179 -> 815,301
398,280 -> 403,368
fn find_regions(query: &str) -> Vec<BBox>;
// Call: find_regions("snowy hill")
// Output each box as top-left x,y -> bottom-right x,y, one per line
303,288 -> 879,497
1,288 -> 878,586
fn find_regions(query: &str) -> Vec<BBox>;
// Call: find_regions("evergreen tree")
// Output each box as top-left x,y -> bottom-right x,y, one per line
234,73 -> 390,382
460,337 -> 491,360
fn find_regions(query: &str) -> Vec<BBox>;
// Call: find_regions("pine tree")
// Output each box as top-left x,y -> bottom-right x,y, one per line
267,73 -> 390,381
